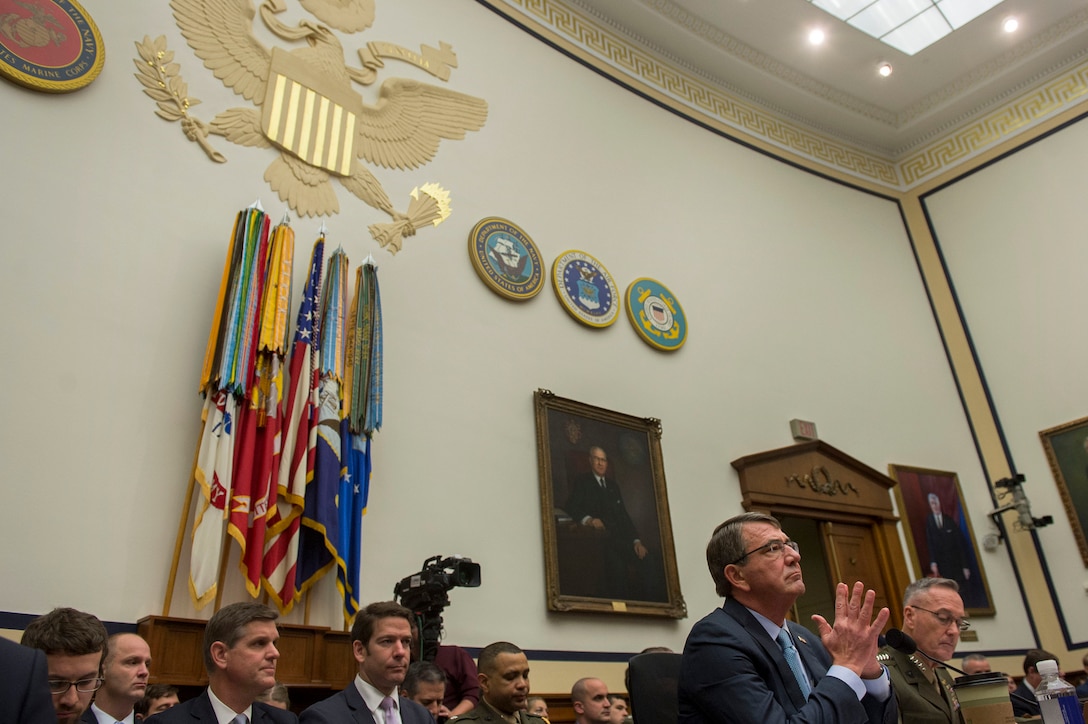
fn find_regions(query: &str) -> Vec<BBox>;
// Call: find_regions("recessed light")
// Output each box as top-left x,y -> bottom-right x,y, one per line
808,28 -> 826,45
1003,17 -> 1019,33
878,63 -> 893,78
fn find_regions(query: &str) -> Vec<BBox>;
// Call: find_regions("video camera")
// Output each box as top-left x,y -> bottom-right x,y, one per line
394,555 -> 481,662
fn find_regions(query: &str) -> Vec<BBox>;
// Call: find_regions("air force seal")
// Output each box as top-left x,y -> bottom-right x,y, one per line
625,277 -> 687,351
552,250 -> 618,328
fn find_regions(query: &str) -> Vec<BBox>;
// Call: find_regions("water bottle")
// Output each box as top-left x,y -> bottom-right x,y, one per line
1035,659 -> 1086,724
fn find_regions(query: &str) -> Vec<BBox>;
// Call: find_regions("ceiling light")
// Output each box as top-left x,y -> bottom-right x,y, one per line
1003,16 -> 1018,33
878,62 -> 893,77
808,0 -> 1012,55
809,28 -> 826,45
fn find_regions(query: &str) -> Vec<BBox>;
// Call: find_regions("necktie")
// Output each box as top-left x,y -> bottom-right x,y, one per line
232,715 -> 248,724
598,476 -> 606,488
381,696 -> 402,724
777,629 -> 812,699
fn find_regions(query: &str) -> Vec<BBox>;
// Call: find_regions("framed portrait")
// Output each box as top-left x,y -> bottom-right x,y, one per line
533,389 -> 686,618
1039,416 -> 1088,567
888,464 -> 994,616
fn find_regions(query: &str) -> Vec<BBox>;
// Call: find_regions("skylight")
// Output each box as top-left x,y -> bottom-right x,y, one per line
809,0 -> 1006,55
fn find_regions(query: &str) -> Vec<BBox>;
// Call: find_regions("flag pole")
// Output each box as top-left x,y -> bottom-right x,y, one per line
214,539 -> 232,612
162,436 -> 203,616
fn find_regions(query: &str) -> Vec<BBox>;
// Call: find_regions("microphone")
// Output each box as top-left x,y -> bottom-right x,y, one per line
884,628 -> 1038,710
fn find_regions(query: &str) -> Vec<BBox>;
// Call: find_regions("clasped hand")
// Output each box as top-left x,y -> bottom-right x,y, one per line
811,581 -> 888,679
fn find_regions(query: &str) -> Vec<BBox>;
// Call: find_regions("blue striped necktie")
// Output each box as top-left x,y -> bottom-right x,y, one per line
777,628 -> 812,699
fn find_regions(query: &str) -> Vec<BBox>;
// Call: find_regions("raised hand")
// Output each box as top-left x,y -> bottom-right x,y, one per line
811,581 -> 889,679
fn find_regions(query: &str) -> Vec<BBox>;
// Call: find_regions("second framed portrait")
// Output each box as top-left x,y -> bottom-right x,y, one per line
534,389 -> 686,618
889,464 -> 994,616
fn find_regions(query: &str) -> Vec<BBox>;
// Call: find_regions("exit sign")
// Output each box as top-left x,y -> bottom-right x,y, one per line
790,419 -> 818,441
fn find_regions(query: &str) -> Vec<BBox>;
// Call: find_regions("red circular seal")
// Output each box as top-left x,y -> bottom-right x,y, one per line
0,0 -> 104,92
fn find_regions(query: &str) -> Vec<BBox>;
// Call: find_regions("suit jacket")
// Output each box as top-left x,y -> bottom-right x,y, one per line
876,646 -> 956,723
0,637 -> 55,724
678,599 -> 896,724
564,471 -> 639,547
146,689 -> 297,724
924,514 -> 968,582
1011,680 -> 1040,718
300,682 -> 432,724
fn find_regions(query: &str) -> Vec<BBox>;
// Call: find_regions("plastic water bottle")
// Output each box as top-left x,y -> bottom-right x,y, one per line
1035,659 -> 1086,724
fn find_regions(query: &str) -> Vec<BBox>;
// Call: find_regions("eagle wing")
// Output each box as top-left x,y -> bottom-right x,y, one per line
170,0 -> 270,103
356,78 -> 489,170
298,0 -> 374,33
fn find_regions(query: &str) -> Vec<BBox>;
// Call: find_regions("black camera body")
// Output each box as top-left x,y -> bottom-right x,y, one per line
394,555 -> 481,661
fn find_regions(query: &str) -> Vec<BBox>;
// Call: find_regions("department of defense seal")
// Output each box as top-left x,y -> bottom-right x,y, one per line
0,0 -> 104,93
552,250 -> 619,328
468,217 -> 544,301
624,277 -> 687,351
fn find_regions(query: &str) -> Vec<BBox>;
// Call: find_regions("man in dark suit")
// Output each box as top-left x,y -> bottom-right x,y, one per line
923,494 -> 972,594
147,602 -> 296,724
301,601 -> 431,724
82,633 -> 152,724
22,607 -> 108,724
452,642 -> 545,724
1012,649 -> 1059,718
678,512 -> 897,724
564,446 -> 654,600
0,636 -> 57,724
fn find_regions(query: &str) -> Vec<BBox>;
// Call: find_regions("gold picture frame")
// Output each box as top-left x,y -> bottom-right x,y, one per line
889,464 -> 994,616
534,389 -> 685,618
1039,416 -> 1088,567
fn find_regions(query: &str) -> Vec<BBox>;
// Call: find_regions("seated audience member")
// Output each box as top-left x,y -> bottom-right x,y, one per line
22,607 -> 109,724
84,633 -> 153,724
961,653 -> 991,675
607,695 -> 629,724
409,621 -> 480,716
403,661 -> 449,721
0,636 -> 57,724
679,513 -> 895,724
526,696 -> 549,721
1076,653 -> 1088,699
1012,649 -> 1060,718
146,602 -> 296,723
572,678 -> 612,724
257,683 -> 291,711
300,601 -> 429,724
134,684 -> 180,720
455,642 -> 543,724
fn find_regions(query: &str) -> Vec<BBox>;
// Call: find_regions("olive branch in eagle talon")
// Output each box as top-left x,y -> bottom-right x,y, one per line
134,0 -> 488,253
133,35 -> 226,164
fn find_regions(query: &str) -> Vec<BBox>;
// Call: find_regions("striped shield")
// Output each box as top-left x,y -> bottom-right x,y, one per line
262,48 -> 363,177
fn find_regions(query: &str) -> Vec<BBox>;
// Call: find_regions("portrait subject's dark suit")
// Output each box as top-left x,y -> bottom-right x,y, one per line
300,682 -> 431,724
564,470 -> 651,600
876,646 -> 956,723
678,598 -> 896,724
0,637 -> 56,724
146,689 -> 297,724
924,513 -> 969,585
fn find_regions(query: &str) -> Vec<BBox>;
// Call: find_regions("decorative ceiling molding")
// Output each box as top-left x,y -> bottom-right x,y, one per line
481,0 -> 1088,192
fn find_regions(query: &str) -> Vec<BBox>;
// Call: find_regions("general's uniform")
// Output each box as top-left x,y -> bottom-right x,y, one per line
876,647 -> 958,724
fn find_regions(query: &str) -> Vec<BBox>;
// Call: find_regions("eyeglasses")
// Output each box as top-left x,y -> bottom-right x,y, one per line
910,605 -> 971,631
47,677 -> 104,695
729,539 -> 799,566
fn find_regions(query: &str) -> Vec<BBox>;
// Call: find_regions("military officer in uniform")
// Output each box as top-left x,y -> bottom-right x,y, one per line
453,642 -> 545,724
877,578 -> 968,724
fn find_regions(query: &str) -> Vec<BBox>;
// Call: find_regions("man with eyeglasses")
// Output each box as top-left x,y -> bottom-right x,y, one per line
20,606 -> 109,724
877,577 -> 968,723
679,513 -> 896,724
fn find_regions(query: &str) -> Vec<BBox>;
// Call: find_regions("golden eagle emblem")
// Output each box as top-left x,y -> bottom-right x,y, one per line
134,0 -> 488,252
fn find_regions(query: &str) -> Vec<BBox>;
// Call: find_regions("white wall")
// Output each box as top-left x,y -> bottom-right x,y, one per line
0,0 -> 1021,657
925,118 -> 1088,647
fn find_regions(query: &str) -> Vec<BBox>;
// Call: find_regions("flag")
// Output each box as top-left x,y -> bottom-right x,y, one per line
189,389 -> 237,608
262,236 -> 325,613
295,249 -> 349,597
